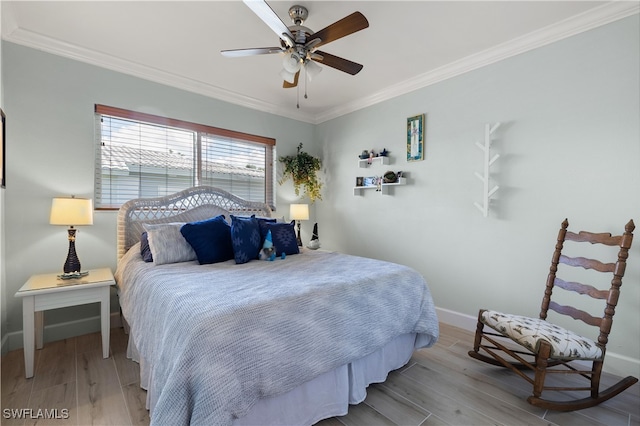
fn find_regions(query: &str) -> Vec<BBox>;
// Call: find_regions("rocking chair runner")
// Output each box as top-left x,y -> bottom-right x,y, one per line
468,218 -> 637,411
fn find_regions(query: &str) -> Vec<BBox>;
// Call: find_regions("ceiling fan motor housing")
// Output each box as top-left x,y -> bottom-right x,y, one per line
289,5 -> 308,25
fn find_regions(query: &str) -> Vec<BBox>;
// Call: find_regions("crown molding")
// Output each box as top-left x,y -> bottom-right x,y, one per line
3,2 -> 637,125
3,25 -> 316,124
314,1 -> 640,124
1,1 -> 19,39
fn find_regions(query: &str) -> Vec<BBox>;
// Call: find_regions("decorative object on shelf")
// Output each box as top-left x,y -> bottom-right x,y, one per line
289,203 -> 309,247
407,114 -> 425,162
356,177 -> 364,187
307,223 -> 320,250
50,196 -> 94,273
363,176 -> 378,187
383,171 -> 397,183
358,148 -> 388,160
57,271 -> 90,280
474,122 -> 502,218
279,143 -> 322,202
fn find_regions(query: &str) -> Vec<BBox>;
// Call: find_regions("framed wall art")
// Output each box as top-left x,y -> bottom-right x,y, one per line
1,109 -> 5,188
407,114 -> 425,162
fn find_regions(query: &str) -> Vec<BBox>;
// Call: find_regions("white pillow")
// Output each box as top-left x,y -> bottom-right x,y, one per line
143,223 -> 196,265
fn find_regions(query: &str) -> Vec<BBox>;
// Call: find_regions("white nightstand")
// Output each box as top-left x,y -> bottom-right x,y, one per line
14,268 -> 115,378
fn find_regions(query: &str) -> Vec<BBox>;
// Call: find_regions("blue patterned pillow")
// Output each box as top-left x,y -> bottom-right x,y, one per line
140,232 -> 153,262
260,221 -> 299,256
180,215 -> 234,265
230,215 -> 262,264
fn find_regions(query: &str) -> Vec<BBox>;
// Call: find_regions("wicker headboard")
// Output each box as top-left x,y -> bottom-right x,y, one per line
117,186 -> 273,260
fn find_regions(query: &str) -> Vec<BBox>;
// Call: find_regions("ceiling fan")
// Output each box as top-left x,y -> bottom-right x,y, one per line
221,0 -> 369,90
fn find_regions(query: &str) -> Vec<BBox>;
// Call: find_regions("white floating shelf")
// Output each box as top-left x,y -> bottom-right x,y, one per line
353,178 -> 406,195
358,156 -> 389,168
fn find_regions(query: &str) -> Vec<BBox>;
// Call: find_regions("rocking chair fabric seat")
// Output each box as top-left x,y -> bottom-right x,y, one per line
480,310 -> 602,360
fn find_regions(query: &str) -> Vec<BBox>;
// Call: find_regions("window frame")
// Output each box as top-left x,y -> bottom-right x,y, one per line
94,104 -> 275,210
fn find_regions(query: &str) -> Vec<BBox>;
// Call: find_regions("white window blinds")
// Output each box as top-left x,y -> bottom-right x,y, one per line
95,105 -> 275,209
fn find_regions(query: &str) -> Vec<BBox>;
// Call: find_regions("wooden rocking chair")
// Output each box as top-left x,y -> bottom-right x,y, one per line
468,218 -> 637,411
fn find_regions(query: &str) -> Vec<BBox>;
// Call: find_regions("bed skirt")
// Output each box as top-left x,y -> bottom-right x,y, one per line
126,331 -> 417,425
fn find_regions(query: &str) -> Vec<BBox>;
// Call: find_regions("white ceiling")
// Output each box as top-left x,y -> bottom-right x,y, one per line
2,1 -> 638,123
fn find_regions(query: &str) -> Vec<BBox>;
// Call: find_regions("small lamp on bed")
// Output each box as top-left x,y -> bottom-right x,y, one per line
289,203 -> 309,247
50,196 -> 93,274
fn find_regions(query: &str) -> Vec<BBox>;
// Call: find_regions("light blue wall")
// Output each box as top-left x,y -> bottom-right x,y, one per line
1,15 -> 638,375
316,15 -> 639,375
1,42 -> 315,347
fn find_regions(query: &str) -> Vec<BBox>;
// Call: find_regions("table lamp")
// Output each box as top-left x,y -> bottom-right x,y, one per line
50,196 -> 94,274
289,203 -> 309,247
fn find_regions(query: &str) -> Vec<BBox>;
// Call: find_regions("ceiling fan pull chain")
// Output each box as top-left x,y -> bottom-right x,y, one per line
297,84 -> 300,109
304,67 -> 309,100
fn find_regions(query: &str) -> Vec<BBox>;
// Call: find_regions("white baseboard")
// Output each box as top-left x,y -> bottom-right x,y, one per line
435,306 -> 640,378
1,312 -> 122,355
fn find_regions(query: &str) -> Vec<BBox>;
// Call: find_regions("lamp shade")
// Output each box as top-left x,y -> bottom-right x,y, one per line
305,60 -> 322,81
280,68 -> 297,84
50,197 -> 94,226
289,203 -> 309,221
283,52 -> 302,73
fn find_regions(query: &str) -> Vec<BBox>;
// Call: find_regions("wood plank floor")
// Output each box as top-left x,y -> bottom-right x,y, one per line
2,323 -> 638,425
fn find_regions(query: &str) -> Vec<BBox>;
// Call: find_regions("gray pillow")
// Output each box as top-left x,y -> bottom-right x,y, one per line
143,223 -> 196,265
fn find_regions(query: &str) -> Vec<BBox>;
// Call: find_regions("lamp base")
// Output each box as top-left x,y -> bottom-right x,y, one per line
296,221 -> 303,247
63,227 -> 82,274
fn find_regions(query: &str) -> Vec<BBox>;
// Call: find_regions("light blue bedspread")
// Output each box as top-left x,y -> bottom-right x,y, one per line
115,248 -> 439,425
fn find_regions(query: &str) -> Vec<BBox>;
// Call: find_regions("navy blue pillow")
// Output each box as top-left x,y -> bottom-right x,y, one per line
180,215 -> 234,265
230,215 -> 262,264
140,232 -> 153,262
260,221 -> 299,256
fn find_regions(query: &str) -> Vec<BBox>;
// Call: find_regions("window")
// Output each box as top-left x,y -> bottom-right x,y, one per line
95,105 -> 275,209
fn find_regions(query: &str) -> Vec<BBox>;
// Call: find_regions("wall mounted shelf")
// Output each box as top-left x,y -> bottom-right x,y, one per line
353,178 -> 406,195
358,156 -> 389,168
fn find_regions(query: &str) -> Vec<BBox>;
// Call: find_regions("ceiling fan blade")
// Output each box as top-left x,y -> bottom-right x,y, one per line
221,47 -> 283,57
243,0 -> 296,47
312,12 -> 369,48
283,71 -> 300,88
313,51 -> 363,75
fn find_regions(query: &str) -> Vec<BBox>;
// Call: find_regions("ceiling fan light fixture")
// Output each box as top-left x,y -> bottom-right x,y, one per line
305,60 -> 322,81
282,53 -> 302,73
280,68 -> 297,84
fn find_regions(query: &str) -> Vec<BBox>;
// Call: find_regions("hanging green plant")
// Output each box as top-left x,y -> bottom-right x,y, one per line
279,143 -> 323,203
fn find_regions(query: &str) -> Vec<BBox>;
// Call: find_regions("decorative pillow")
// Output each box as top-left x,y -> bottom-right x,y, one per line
143,223 -> 197,266
260,221 -> 299,256
252,214 -> 277,226
140,232 -> 153,262
230,215 -> 262,264
180,215 -> 234,265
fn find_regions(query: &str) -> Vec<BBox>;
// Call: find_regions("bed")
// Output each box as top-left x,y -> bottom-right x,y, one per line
114,186 -> 439,425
